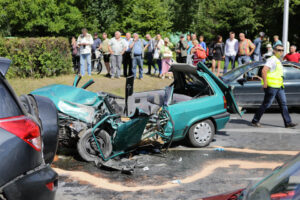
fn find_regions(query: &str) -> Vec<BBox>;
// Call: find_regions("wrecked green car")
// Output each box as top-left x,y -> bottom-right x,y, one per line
30,63 -> 242,164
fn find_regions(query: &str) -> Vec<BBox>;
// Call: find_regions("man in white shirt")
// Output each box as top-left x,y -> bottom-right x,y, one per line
223,31 -> 238,74
77,28 -> 94,76
123,32 -> 133,77
109,31 -> 127,78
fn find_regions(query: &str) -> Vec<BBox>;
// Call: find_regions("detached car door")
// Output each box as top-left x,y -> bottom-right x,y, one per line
282,62 -> 300,107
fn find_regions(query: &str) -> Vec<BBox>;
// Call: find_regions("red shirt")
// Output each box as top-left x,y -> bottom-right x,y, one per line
284,53 -> 300,62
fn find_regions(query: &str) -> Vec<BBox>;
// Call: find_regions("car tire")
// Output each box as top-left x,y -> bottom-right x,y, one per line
77,129 -> 112,162
187,119 -> 215,147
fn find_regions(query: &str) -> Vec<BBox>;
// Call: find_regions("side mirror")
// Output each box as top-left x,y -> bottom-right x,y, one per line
237,78 -> 247,86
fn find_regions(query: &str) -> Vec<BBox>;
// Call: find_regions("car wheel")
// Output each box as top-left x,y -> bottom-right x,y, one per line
77,129 -> 112,162
187,119 -> 215,147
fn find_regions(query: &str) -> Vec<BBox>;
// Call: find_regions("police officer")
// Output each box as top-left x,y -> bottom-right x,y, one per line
251,44 -> 297,128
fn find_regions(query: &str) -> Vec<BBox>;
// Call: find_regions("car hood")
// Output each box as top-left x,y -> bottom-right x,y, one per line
31,84 -> 102,123
0,57 -> 11,77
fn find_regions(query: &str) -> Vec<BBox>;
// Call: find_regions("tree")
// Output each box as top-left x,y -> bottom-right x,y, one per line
119,0 -> 173,36
0,0 -> 84,36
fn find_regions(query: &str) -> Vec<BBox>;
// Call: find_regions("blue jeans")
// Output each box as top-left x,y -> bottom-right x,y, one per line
238,55 -> 251,66
252,87 -> 292,125
224,55 -> 236,74
132,55 -> 144,79
80,53 -> 91,76
157,59 -> 162,75
253,54 -> 261,62
146,52 -> 157,74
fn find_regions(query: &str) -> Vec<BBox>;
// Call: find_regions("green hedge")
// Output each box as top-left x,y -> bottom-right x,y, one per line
0,37 -> 73,78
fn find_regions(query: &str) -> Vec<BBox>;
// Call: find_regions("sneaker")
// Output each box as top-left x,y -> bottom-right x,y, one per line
285,123 -> 297,128
251,122 -> 261,127
105,73 -> 111,77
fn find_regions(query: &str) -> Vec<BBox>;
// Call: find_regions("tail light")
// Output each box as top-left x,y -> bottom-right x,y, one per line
0,115 -> 42,151
223,96 -> 227,109
46,182 -> 54,191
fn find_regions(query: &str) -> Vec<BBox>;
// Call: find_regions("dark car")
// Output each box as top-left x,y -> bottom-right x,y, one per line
0,58 -> 59,200
221,61 -> 300,108
203,153 -> 300,200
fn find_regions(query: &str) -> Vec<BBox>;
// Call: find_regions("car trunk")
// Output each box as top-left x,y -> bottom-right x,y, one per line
172,63 -> 243,116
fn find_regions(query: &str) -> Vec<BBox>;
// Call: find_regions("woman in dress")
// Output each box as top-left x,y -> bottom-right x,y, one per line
160,37 -> 173,79
211,35 -> 225,77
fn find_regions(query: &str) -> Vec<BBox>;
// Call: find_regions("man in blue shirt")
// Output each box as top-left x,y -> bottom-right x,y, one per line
253,32 -> 265,61
144,34 -> 157,75
91,33 -> 101,71
273,35 -> 282,48
129,33 -> 147,79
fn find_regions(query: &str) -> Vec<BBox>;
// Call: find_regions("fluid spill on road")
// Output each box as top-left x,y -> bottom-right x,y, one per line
54,159 -> 282,192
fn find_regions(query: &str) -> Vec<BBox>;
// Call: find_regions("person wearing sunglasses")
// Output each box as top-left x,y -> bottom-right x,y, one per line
251,44 -> 297,128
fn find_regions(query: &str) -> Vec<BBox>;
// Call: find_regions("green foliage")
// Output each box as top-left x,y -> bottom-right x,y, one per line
0,0 -> 299,47
0,0 -> 84,36
0,37 -> 72,78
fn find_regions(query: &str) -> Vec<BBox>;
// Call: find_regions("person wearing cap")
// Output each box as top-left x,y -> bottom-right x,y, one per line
175,35 -> 188,63
253,32 -> 265,61
263,44 -> 273,59
251,44 -> 297,128
91,33 -> 102,71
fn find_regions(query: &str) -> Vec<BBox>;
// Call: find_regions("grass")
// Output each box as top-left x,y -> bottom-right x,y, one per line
8,73 -> 173,96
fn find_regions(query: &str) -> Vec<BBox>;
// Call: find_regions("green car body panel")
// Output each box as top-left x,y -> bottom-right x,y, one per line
30,62 -> 242,150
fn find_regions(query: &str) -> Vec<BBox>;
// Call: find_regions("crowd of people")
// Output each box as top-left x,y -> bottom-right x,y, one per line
71,28 -> 300,78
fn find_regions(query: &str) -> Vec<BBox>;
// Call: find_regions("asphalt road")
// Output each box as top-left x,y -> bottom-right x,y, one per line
54,113 -> 300,200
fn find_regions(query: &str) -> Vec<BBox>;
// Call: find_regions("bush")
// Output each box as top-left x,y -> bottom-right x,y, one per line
0,37 -> 73,78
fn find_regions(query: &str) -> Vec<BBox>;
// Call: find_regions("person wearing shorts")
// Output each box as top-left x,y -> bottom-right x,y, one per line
100,32 -> 111,77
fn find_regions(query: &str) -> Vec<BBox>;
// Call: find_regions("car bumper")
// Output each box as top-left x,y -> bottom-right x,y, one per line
2,165 -> 58,200
212,112 -> 230,130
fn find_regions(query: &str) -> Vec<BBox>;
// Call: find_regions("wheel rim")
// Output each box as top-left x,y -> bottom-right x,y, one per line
83,135 -> 104,157
193,122 -> 212,144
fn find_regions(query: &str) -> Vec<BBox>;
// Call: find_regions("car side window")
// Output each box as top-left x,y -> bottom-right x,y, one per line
244,66 -> 263,81
0,79 -> 23,118
283,65 -> 300,80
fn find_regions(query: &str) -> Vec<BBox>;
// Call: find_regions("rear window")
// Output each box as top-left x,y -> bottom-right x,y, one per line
0,79 -> 23,118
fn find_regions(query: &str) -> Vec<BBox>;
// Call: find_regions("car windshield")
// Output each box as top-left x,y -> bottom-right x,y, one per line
221,63 -> 253,83
243,154 -> 300,200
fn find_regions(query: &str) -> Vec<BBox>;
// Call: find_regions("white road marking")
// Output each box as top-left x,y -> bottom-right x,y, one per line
222,128 -> 300,134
